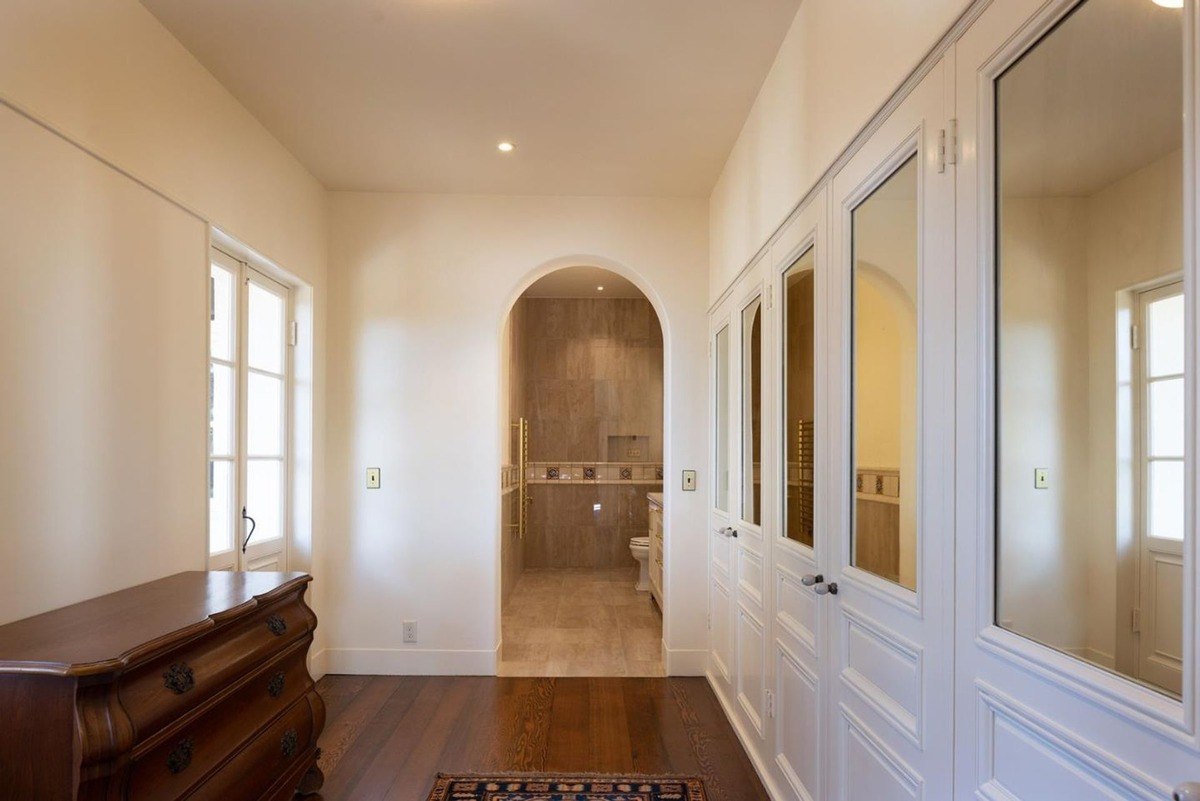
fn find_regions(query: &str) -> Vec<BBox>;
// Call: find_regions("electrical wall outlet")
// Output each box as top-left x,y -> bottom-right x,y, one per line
367,467 -> 381,489
682,469 -> 697,491
403,620 -> 417,643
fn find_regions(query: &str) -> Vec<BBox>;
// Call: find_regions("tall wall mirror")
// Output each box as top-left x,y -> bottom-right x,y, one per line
995,0 -> 1185,697
715,324 -> 731,513
742,297 -> 764,525
852,155 -> 919,591
783,249 -> 816,547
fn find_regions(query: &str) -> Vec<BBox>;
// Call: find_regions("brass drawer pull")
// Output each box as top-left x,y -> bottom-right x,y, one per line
267,671 -> 286,699
162,663 -> 195,695
281,728 -> 298,758
166,737 -> 194,774
266,614 -> 287,636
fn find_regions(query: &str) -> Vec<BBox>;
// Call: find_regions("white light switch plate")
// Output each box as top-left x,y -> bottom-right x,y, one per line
367,467 -> 381,489
1034,468 -> 1049,489
682,469 -> 697,491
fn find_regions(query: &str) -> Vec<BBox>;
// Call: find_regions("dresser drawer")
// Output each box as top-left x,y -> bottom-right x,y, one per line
127,643 -> 313,799
187,693 -> 319,801
120,594 -> 312,739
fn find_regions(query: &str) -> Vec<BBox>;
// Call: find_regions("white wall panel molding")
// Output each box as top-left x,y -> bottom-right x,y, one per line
838,704 -> 923,801
838,604 -> 923,748
975,681 -> 1169,801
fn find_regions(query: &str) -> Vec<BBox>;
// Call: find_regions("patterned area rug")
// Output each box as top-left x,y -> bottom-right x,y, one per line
425,774 -> 708,800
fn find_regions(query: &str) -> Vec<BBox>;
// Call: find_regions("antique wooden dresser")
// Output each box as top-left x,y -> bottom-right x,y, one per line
0,571 -> 324,800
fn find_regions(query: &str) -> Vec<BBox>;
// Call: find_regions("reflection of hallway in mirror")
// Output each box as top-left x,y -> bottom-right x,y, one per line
994,0 -> 1184,697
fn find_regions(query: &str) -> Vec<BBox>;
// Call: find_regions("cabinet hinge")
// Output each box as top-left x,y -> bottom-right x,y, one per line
766,285 -> 774,310
288,320 -> 299,347
1130,324 -> 1140,351
765,689 -> 776,718
1131,607 -> 1141,633
210,276 -> 216,322
938,119 -> 958,173
706,612 -> 711,630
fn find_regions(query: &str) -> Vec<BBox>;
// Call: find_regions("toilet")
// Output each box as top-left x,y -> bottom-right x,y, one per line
629,536 -> 650,591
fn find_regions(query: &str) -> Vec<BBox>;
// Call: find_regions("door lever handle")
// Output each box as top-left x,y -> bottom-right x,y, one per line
1174,782 -> 1200,801
241,506 -> 257,553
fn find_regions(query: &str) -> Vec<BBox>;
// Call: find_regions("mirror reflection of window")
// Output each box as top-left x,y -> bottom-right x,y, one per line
742,298 -> 763,525
715,325 -> 731,512
852,155 -> 919,591
784,249 -> 816,546
995,0 -> 1184,697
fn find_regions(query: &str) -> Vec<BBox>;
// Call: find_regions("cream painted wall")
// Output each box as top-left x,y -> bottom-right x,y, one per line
0,0 -> 329,634
0,106 -> 207,623
997,197 -> 1092,651
325,193 -> 709,674
708,0 -> 970,301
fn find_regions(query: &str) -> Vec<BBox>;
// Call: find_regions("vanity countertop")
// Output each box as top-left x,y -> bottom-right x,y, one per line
647,491 -> 664,509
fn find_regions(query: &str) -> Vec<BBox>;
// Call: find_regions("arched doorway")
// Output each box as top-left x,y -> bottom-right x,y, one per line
498,264 -> 667,676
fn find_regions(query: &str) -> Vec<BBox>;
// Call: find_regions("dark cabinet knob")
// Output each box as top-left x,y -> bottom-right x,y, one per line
281,728 -> 299,758
166,737 -> 194,774
267,671 -> 286,699
162,662 -> 195,695
266,614 -> 287,636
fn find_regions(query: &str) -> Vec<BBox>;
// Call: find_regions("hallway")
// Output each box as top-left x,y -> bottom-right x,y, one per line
313,675 -> 769,801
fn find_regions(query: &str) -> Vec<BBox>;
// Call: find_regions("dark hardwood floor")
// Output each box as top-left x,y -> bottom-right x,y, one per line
311,675 -> 770,801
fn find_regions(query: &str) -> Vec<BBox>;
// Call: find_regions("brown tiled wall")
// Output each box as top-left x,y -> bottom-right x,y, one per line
520,297 -> 663,463
524,483 -> 655,569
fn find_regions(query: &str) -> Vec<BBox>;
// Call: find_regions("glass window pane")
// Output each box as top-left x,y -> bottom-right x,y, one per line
208,460 -> 233,554
248,281 -> 285,374
715,325 -> 730,512
209,363 -> 234,457
247,372 -> 284,456
742,298 -> 763,524
247,459 -> 283,543
1148,293 -> 1184,377
210,264 -> 234,362
1149,460 -> 1184,541
784,249 -> 816,546
852,155 -> 918,591
994,0 -> 1184,697
1149,378 -> 1184,458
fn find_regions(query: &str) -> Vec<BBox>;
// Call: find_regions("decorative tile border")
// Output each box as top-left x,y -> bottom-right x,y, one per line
527,462 -> 664,485
856,468 -> 900,499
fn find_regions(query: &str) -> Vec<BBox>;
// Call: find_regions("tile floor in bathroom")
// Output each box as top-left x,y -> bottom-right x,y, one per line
499,566 -> 664,677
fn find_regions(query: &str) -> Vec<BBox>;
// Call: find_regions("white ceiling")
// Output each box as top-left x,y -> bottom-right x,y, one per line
999,0 -> 1182,198
521,266 -> 645,299
140,0 -> 802,196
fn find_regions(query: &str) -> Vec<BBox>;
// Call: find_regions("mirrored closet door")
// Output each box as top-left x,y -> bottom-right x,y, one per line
825,56 -> 957,801
955,0 -> 1200,795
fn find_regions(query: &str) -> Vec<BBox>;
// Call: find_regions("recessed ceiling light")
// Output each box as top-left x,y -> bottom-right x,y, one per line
1152,0 -> 1183,8
497,141 -> 515,153
597,286 -> 605,291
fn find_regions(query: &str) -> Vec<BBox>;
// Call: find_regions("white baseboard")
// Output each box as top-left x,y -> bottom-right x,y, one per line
665,647 -> 708,676
321,646 -> 499,676
309,647 -> 328,681
705,669 -> 786,801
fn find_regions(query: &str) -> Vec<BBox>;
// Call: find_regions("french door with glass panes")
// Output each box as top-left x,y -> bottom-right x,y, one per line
209,248 -> 291,572
954,0 -> 1200,797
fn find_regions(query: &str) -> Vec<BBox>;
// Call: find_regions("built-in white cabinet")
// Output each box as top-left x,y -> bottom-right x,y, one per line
707,0 -> 1200,797
649,494 -> 664,608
